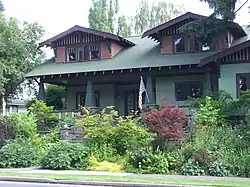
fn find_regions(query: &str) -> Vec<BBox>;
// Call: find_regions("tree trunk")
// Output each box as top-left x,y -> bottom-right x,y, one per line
0,96 -> 5,115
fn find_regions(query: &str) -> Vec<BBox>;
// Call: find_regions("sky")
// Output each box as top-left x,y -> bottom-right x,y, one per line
4,0 -> 250,40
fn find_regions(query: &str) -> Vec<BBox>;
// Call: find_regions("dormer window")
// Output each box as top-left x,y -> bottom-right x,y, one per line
66,47 -> 83,62
174,36 -> 185,53
89,45 -> 100,60
66,44 -> 101,62
67,47 -> 77,62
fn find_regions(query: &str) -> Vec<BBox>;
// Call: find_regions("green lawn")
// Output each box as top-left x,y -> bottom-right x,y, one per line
0,172 -> 249,187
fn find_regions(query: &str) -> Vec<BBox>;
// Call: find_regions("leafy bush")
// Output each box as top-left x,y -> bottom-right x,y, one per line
126,148 -> 176,174
223,149 -> 250,177
208,161 -> 231,177
77,106 -> 152,155
0,139 -> 40,168
10,113 -> 37,139
145,104 -> 187,141
0,115 -> 17,148
46,84 -> 65,110
112,117 -> 152,155
181,159 -> 205,176
41,141 -> 89,170
88,156 -> 124,172
193,149 -> 214,168
194,96 -> 226,126
28,99 -> 59,131
76,106 -> 118,146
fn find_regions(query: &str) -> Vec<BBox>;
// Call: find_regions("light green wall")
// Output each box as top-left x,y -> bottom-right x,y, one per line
219,63 -> 250,99
67,84 -> 115,110
66,83 -> 138,116
156,74 -> 211,106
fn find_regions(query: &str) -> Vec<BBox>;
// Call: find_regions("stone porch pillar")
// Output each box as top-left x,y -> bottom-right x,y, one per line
37,79 -> 45,101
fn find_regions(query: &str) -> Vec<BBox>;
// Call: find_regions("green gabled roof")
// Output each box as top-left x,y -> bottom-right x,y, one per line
26,36 -> 215,78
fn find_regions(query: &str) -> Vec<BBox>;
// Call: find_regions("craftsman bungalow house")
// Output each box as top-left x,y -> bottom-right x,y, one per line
26,12 -> 250,117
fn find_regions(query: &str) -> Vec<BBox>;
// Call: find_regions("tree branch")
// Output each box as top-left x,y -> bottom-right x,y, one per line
234,0 -> 249,14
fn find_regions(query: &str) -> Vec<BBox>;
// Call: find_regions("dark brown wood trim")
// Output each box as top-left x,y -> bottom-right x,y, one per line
39,25 -> 135,48
200,40 -> 250,67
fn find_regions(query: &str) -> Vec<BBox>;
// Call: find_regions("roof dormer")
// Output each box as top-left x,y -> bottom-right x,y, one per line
142,12 -> 246,55
39,25 -> 135,63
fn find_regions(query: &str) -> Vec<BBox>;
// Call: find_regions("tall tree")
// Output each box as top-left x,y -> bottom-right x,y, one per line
89,0 -> 119,33
181,0 -> 249,46
117,15 -> 133,37
134,0 -> 184,35
0,14 -> 45,113
0,0 -> 4,12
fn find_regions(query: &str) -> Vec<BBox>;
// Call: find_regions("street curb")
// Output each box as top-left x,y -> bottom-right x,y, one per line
0,176 -> 210,187
58,180 -> 183,187
0,176 -> 57,184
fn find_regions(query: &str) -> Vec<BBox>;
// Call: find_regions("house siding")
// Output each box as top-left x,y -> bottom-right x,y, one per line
219,63 -> 250,99
155,74 -> 211,106
111,42 -> 123,57
101,41 -> 112,59
67,84 -> 116,110
55,46 -> 66,62
160,36 -> 173,54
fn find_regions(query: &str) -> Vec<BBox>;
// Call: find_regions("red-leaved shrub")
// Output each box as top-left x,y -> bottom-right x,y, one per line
145,104 -> 187,141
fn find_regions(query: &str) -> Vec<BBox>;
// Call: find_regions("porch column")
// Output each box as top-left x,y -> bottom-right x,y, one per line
206,71 -> 212,92
85,80 -> 93,107
37,79 -> 45,101
145,75 -> 155,104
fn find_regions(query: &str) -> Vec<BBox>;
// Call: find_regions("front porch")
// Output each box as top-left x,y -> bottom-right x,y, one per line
36,65 -> 215,119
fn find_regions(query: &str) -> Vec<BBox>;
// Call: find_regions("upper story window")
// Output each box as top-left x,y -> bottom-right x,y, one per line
174,36 -> 185,53
66,44 -> 101,62
175,82 -> 203,101
66,47 -> 83,62
89,45 -> 100,60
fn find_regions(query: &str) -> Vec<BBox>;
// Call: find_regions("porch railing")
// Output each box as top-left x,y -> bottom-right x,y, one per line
53,110 -> 81,120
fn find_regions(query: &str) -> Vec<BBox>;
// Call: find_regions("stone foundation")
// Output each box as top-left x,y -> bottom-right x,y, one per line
60,127 -> 83,142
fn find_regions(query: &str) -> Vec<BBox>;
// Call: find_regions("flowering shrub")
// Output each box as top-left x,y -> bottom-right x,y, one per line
145,104 -> 187,141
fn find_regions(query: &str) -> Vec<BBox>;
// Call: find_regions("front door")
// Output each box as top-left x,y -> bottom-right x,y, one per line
125,91 -> 138,115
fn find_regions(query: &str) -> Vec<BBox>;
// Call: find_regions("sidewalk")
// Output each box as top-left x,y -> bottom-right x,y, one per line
0,167 -> 250,186
4,167 -> 249,182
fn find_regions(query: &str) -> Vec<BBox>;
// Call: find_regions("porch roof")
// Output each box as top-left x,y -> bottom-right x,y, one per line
26,36 -> 215,78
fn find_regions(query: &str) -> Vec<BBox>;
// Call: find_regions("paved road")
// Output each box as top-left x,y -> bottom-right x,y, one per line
0,181 -> 103,187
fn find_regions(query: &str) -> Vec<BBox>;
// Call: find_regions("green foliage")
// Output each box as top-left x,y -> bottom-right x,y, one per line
10,113 -> 37,139
77,106 -> 151,155
134,0 -> 184,34
88,156 -> 124,172
76,106 -> 118,146
0,115 -> 17,148
112,117 -> 152,155
41,141 -> 89,170
88,0 -> 119,33
0,13 -> 44,100
194,96 -> 226,126
181,159 -> 205,176
28,99 -> 59,131
126,148 -> 176,174
46,84 -> 65,110
0,139 -> 40,168
223,149 -> 250,177
208,161 -> 231,177
117,15 -> 133,37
